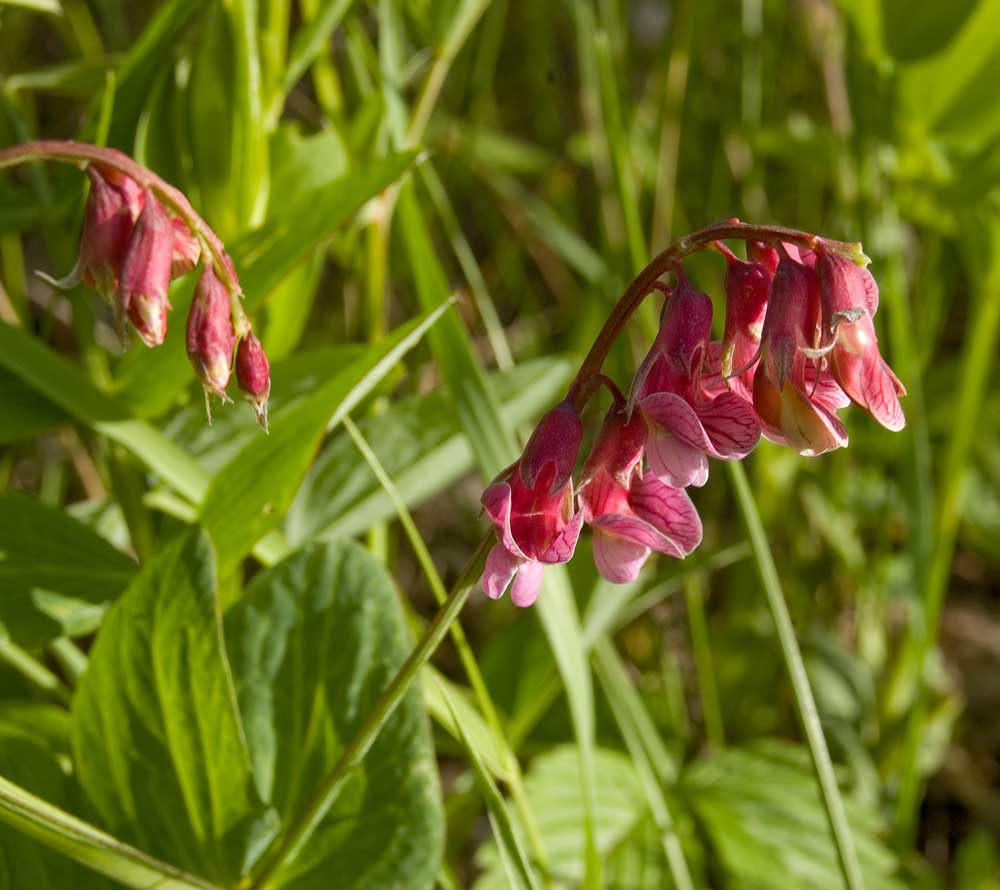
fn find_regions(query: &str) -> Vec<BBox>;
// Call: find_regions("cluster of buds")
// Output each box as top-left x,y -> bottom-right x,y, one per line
13,142 -> 271,428
482,226 -> 906,605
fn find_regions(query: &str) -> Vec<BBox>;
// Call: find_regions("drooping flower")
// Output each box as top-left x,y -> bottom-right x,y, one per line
579,398 -> 701,583
716,242 -> 772,401
171,219 -> 202,279
120,189 -> 175,346
481,400 -> 584,607
631,267 -> 760,488
815,246 -> 906,431
235,332 -> 271,430
186,264 -> 237,404
751,252 -> 850,455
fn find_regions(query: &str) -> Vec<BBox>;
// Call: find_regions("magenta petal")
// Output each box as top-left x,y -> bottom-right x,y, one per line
695,392 -> 760,458
629,474 -> 703,554
511,560 -> 544,607
592,513 -> 682,556
806,366 -> 851,410
539,510 -> 584,564
481,482 -> 528,561
646,424 -> 709,488
796,385 -> 850,456
858,357 -> 906,431
483,544 -> 519,600
640,392 -> 714,453
592,530 -> 650,583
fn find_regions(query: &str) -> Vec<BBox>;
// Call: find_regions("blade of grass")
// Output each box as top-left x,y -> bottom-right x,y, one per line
0,637 -> 71,705
726,460 -> 865,890
0,774 -> 222,890
683,572 -> 725,748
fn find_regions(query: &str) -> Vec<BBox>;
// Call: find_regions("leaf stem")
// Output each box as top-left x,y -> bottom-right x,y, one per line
251,534 -> 492,890
726,461 -> 865,890
0,637 -> 71,705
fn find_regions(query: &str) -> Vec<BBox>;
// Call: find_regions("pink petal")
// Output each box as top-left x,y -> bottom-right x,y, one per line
695,392 -> 761,458
539,510 -> 584,564
859,357 -> 906,432
805,365 -> 851,410
592,530 -> 651,583
641,392 -> 713,452
646,424 -> 709,488
592,513 -> 684,557
483,544 -> 520,600
481,482 -> 528,561
629,474 -> 703,554
789,384 -> 849,456
511,561 -> 544,607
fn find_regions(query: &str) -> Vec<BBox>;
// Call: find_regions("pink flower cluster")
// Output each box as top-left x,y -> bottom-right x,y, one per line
481,236 -> 906,606
47,161 -> 270,426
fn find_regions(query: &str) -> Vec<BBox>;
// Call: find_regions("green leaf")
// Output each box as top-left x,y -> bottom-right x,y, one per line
0,367 -> 66,442
681,743 -> 904,890
0,491 -> 136,645
198,302 -> 449,574
72,529 -> 275,884
286,356 -> 574,544
224,541 -> 443,890
283,0 -> 359,97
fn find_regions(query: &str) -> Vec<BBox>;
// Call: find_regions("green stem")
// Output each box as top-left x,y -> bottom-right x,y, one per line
683,572 -> 725,748
0,638 -> 71,706
726,461 -> 865,890
252,535 -> 492,890
47,638 -> 88,686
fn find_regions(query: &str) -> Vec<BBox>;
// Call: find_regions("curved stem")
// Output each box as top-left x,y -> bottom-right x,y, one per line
567,220 -> 862,411
0,141 -> 239,297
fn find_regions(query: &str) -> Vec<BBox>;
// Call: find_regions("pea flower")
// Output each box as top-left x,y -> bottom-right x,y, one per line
187,264 -> 237,404
751,252 -> 849,455
631,267 -> 760,488
815,247 -> 906,431
235,332 -> 272,430
716,243 -> 772,401
481,400 -> 584,607
580,398 -> 701,583
120,189 -> 175,346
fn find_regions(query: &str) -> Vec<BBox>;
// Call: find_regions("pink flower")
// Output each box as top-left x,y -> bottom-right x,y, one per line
751,252 -> 850,455
235,332 -> 271,430
716,243 -> 772,401
120,189 -> 175,346
579,399 -> 701,583
631,267 -> 760,488
481,401 -> 584,607
816,247 -> 906,431
186,264 -> 237,401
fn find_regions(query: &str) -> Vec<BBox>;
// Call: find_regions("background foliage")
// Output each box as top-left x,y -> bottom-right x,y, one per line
1,1 -> 998,888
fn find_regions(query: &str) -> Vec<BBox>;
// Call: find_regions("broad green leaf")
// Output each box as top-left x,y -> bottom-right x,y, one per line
0,366 -> 66,442
681,743 -> 904,890
286,356 -> 574,544
880,0 -> 978,61
224,541 -> 443,890
0,734 -> 112,890
72,529 -> 275,884
198,303 -> 449,573
0,491 -> 135,645
114,151 -> 417,415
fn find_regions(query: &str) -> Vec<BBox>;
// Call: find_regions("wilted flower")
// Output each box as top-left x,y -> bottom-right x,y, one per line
235,332 -> 271,430
815,247 -> 906,431
631,267 -> 760,487
186,264 -> 237,404
752,252 -> 849,455
481,401 -> 584,606
580,398 -> 701,583
716,242 -> 772,401
120,189 -> 175,346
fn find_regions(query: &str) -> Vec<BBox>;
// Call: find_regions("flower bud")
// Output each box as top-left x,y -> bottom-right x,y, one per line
236,332 -> 271,430
717,243 -> 771,396
171,219 -> 201,280
187,264 -> 237,403
518,399 -> 583,495
120,189 -> 175,346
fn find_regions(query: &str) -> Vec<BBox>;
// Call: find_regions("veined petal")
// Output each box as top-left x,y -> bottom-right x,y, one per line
483,544 -> 520,600
629,474 -> 703,554
511,561 -> 544,607
782,382 -> 849,456
646,424 -> 710,488
695,392 -> 761,458
481,482 -> 529,561
592,530 -> 651,583
539,510 -> 584,564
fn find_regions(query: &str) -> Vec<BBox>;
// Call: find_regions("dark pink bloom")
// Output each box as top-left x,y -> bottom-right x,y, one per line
186,264 -> 237,401
716,243 -> 772,401
170,219 -> 201,280
752,253 -> 849,455
120,189 -> 175,346
816,247 -> 906,431
481,401 -> 584,606
631,268 -> 760,488
579,400 -> 701,583
235,332 -> 271,429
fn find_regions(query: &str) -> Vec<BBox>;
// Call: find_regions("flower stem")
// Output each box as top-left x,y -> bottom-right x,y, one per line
251,534 -> 492,890
726,460 -> 865,890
